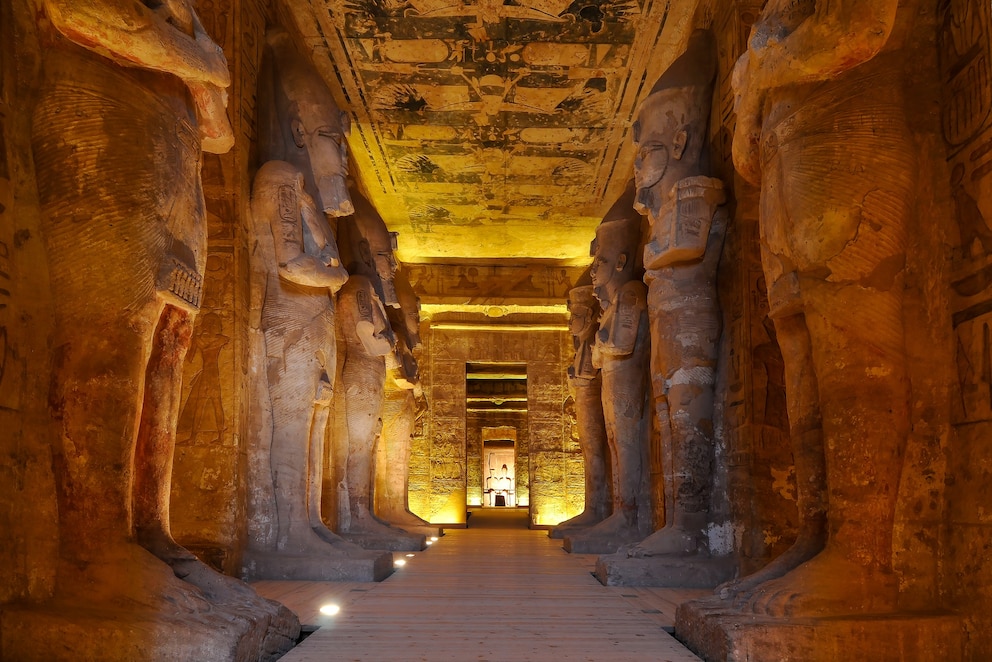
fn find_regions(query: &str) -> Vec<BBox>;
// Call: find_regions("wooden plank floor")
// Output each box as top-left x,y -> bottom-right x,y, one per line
254,509 -> 705,661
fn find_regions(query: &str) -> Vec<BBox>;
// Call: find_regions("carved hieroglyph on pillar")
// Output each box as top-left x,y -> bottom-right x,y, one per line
564,186 -> 652,555
596,30 -> 734,588
376,270 -> 438,535
678,3 -> 963,661
550,274 -> 612,539
241,27 -> 392,583
336,192 -> 425,552
13,2 -> 299,659
940,2 -> 992,657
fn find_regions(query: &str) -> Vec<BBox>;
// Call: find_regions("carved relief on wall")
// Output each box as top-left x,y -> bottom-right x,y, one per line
939,0 -> 992,153
0,232 -> 24,413
406,262 -> 584,303
283,0 -> 698,261
177,311 -> 230,445
941,0 -> 992,425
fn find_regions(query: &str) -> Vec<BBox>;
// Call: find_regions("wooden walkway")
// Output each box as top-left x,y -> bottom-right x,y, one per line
254,509 -> 705,661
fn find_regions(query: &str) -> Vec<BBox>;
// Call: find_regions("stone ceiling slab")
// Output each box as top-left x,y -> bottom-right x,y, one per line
282,0 -> 699,263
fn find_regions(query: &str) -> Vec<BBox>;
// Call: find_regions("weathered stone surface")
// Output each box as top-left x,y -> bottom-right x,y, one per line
11,0 -> 298,658
606,30 -> 732,588
564,187 -> 653,554
676,597 -> 964,662
242,26 -> 393,581
594,553 -> 735,588
550,280 -> 612,539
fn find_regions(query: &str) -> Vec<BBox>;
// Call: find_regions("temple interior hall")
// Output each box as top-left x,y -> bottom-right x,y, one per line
1,0 -> 991,660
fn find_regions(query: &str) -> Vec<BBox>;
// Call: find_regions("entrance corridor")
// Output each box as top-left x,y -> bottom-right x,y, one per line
254,509 -> 705,661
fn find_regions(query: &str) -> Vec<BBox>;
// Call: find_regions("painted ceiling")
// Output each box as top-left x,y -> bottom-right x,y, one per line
285,0 -> 698,264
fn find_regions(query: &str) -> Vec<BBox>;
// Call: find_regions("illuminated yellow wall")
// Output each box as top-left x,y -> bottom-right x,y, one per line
407,316 -> 584,527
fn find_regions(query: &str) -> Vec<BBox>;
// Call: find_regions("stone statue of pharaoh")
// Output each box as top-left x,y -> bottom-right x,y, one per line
550,275 -> 612,539
27,0 -> 297,657
618,31 -> 730,582
336,191 -> 424,551
377,270 -> 434,530
244,27 -> 391,582
565,188 -> 653,553
724,0 -> 916,616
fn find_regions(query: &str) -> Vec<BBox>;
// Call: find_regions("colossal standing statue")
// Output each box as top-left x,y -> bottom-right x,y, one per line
721,0 -> 916,615
336,192 -> 425,551
597,30 -> 733,587
565,187 -> 653,554
21,1 -> 297,658
376,270 -> 436,533
550,273 -> 612,539
243,27 -> 392,583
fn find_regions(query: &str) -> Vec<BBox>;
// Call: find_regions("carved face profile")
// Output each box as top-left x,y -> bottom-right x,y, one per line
567,286 -> 598,339
590,226 -> 629,307
345,190 -> 400,307
394,272 -> 422,349
289,106 -> 351,217
632,91 -> 688,219
370,230 -> 400,307
268,28 -> 354,217
590,185 -> 641,306
631,29 -> 716,223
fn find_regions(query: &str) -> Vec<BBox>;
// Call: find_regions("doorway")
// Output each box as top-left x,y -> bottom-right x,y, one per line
482,440 -> 515,507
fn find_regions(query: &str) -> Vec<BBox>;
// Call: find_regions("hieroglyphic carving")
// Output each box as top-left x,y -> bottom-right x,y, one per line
940,0 -> 992,431
177,312 -> 229,444
406,262 -> 585,303
0,237 -> 23,412
279,0 -> 696,262
939,0 -> 992,153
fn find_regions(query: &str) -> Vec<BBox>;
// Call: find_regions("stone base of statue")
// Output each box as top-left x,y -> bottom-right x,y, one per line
594,552 -> 735,587
548,512 -> 608,539
340,530 -> 427,552
378,511 -> 443,538
675,596 -> 965,662
0,598 -> 295,662
563,528 -> 643,554
242,547 -> 394,582
397,525 -> 443,538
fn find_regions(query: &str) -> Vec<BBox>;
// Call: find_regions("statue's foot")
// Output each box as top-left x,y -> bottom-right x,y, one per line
57,543 -> 212,614
717,526 -> 825,600
138,527 -> 256,604
570,511 -> 641,542
553,509 -> 606,534
344,515 -> 410,539
382,510 -> 432,529
743,549 -> 898,617
622,526 -> 702,558
303,524 -> 390,558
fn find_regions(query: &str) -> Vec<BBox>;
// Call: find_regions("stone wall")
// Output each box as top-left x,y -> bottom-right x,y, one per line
709,1 -> 798,573
170,0 -> 270,576
938,0 -> 992,654
0,0 -> 58,604
408,316 -> 578,527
